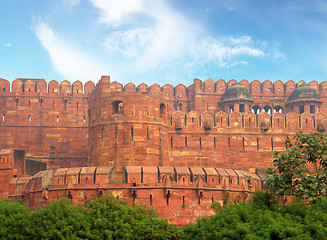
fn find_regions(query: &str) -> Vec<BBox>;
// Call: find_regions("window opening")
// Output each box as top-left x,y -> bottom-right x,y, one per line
310,105 -> 315,114
171,137 -> 173,149
239,104 -> 245,112
113,101 -> 124,114
228,137 -> 230,150
199,137 -> 202,150
28,101 -> 30,108
64,99 -> 67,110
28,115 -> 31,122
214,137 -> 216,149
257,138 -> 259,151
150,195 -> 152,206
185,137 -> 187,149
271,138 -> 274,151
299,105 -> 304,114
166,190 -> 170,205
242,137 -> 245,151
147,127 -> 149,141
229,105 -> 234,113
77,102 -> 78,110
131,127 -> 134,141
57,115 -> 59,122
83,116 -> 85,123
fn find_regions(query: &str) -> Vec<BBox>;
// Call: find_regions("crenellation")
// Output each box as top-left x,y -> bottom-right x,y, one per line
2,75 -> 327,224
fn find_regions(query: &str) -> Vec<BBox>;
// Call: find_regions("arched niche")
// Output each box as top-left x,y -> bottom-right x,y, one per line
315,112 -> 327,132
229,112 -> 242,128
201,111 -> 214,130
285,112 -> 299,131
186,111 -> 199,128
272,112 -> 285,129
258,112 -> 271,131
243,112 -> 256,129
300,112 -> 314,130
172,111 -> 184,130
215,111 -> 228,128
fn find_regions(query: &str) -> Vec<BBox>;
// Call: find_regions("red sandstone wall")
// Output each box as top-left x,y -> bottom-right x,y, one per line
1,76 -> 327,172
0,78 -> 94,169
87,76 -> 327,172
10,166 -> 261,225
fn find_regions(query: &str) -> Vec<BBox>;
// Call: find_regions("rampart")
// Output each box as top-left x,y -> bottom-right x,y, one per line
1,75 -> 327,224
10,165 -> 262,225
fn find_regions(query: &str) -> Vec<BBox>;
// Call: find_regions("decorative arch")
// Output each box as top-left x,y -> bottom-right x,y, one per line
229,112 -> 242,128
285,112 -> 299,131
272,112 -> 285,129
112,100 -> 124,114
252,105 -> 261,115
274,105 -> 283,114
300,112 -> 314,130
215,111 -> 228,128
243,112 -> 256,129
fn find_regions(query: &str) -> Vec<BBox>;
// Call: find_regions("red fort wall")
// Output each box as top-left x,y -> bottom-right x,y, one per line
1,75 -> 327,224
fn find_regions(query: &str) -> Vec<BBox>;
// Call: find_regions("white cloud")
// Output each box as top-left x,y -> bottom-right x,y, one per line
90,0 -> 146,27
90,0 -> 272,72
5,43 -> 12,47
34,20 -> 107,83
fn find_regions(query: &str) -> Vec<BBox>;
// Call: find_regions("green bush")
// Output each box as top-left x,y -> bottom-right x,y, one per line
183,192 -> 327,240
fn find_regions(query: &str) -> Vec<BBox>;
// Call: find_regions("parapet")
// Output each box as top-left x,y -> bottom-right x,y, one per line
10,166 -> 263,196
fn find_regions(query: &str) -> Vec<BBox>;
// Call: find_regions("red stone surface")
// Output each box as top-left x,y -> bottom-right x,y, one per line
1,75 -> 327,224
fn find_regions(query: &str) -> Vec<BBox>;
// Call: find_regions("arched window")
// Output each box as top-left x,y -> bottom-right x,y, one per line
274,105 -> 283,113
252,105 -> 261,115
263,105 -> 272,115
160,103 -> 166,118
64,99 -> 67,110
112,101 -> 124,114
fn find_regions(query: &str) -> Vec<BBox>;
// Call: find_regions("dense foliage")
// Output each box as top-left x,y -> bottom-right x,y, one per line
0,196 -> 184,240
184,191 -> 327,239
267,132 -> 327,202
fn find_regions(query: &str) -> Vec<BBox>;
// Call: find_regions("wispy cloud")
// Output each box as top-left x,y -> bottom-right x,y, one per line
90,0 -> 278,73
34,20 -> 106,83
5,43 -> 12,47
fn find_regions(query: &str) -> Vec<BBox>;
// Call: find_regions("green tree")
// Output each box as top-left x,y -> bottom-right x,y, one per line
84,195 -> 184,240
0,199 -> 31,240
267,132 -> 327,202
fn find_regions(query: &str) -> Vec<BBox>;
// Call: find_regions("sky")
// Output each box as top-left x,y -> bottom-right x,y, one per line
1,0 -> 327,86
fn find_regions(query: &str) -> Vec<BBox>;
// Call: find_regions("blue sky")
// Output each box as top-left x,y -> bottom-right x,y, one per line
1,0 -> 327,86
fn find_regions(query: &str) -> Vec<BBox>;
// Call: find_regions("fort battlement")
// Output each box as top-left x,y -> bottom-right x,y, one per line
1,75 -> 327,224
10,165 -> 262,225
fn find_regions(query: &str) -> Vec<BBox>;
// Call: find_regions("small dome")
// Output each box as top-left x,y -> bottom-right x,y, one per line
221,83 -> 251,102
288,83 -> 319,103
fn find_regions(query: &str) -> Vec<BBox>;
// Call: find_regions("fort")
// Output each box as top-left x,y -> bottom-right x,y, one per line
0,76 -> 326,225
